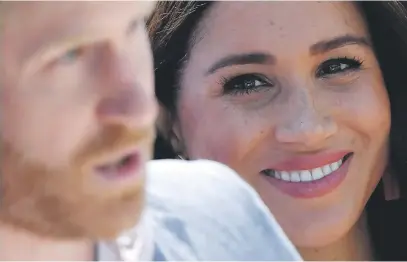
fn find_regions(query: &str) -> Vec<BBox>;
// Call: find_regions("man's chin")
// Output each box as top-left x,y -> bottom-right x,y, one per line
0,188 -> 145,240
1,127 -> 151,240
1,150 -> 145,240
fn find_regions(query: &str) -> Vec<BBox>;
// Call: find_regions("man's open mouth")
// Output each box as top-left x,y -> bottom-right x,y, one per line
94,151 -> 141,180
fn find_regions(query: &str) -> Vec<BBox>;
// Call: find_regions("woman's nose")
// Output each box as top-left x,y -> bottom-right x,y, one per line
275,92 -> 337,148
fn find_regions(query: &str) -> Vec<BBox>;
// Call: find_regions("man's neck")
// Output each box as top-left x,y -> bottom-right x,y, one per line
0,222 -> 94,261
298,212 -> 374,261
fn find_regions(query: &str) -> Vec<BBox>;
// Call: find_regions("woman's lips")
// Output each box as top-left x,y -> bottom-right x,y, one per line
264,151 -> 351,171
261,151 -> 354,198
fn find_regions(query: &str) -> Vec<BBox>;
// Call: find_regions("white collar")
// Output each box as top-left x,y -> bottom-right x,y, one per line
97,212 -> 154,261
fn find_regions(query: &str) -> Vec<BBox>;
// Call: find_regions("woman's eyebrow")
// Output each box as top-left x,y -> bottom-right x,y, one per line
309,34 -> 371,55
206,52 -> 276,75
205,34 -> 370,76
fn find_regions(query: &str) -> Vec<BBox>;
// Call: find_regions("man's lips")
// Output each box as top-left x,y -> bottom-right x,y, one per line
93,150 -> 142,180
263,151 -> 352,171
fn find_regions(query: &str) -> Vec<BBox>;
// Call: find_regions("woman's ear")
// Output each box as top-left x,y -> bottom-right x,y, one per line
156,103 -> 172,140
170,122 -> 185,157
156,103 -> 185,156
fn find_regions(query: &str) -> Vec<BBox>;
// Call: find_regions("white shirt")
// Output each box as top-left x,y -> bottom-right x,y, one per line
97,159 -> 302,261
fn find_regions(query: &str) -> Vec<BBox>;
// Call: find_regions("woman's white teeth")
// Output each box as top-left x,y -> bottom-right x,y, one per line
265,159 -> 343,182
299,170 -> 312,182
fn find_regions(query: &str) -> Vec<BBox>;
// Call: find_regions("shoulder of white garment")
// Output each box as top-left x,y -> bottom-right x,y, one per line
144,159 -> 303,261
146,159 -> 257,192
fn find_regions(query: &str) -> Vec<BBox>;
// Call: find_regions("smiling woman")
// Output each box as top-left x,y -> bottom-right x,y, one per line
150,1 -> 407,260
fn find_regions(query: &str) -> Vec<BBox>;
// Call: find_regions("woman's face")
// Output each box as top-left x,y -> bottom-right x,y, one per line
172,2 -> 390,247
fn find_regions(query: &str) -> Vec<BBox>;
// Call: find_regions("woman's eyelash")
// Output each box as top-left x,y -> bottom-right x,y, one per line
316,56 -> 364,78
218,56 -> 363,96
219,73 -> 273,96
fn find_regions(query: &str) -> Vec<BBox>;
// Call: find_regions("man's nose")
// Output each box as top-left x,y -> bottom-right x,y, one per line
274,92 -> 337,148
95,46 -> 157,129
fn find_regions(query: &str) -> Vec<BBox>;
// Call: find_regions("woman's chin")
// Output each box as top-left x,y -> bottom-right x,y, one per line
261,197 -> 360,249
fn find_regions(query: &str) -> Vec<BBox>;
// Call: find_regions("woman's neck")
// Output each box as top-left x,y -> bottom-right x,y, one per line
298,212 -> 373,261
0,222 -> 94,261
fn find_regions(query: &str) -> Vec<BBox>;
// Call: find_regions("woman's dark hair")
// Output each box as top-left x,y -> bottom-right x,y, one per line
149,2 -> 407,259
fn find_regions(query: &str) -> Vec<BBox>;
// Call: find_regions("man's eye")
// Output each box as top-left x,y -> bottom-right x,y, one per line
57,47 -> 85,64
221,74 -> 273,96
127,18 -> 144,35
316,57 -> 363,78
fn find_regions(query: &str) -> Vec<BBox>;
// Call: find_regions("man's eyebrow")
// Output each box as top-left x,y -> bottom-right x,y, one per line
206,52 -> 276,75
309,34 -> 371,55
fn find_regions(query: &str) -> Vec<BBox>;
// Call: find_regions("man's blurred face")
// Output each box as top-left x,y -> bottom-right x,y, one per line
0,1 -> 157,240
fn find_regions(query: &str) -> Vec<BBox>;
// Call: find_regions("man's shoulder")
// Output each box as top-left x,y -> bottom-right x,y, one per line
145,159 -> 302,261
147,160 -> 263,206
145,159 -> 268,225
98,159 -> 301,261
147,159 -> 242,182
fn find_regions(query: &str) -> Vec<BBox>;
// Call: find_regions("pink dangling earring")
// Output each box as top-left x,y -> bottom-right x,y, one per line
382,171 -> 400,201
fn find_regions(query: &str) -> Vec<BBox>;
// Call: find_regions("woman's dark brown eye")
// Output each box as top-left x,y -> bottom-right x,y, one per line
221,74 -> 273,96
316,57 -> 363,78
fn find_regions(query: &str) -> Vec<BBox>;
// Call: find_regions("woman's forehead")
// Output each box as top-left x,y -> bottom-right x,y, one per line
194,2 -> 368,51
